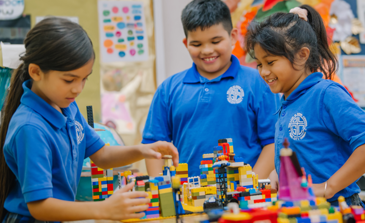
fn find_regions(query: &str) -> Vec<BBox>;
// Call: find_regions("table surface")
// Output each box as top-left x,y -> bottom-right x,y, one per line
64,213 -> 207,223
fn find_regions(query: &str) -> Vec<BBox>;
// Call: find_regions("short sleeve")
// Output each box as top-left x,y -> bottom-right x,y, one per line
254,79 -> 280,147
6,125 -> 53,203
142,84 -> 172,144
322,84 -> 365,151
82,116 -> 106,158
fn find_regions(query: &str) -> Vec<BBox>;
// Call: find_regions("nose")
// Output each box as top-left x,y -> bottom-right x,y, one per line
201,44 -> 214,55
72,82 -> 84,94
260,65 -> 270,77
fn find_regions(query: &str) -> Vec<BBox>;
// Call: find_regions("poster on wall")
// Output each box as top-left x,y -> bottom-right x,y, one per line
358,0 -> 365,44
342,55 -> 365,107
98,0 -> 149,63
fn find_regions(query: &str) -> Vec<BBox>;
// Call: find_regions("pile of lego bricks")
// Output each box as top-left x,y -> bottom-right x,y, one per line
143,180 -> 160,219
227,166 -> 240,191
176,163 -> 188,185
191,187 -> 206,207
200,154 -> 216,186
155,176 -> 176,217
236,187 -> 277,206
91,160 -> 114,201
276,198 -> 342,223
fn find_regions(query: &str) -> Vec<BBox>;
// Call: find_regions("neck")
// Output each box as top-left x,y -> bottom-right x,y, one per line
197,60 -> 232,80
283,69 -> 312,100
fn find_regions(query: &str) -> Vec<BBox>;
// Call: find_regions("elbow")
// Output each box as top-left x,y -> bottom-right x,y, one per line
27,200 -> 50,221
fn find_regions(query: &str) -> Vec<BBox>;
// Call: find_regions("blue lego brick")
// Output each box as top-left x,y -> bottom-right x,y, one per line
297,217 -> 311,223
108,181 -> 113,184
200,174 -> 207,179
158,184 -> 172,189
181,178 -> 187,181
233,170 -> 239,174
202,157 -> 213,161
194,178 -> 199,182
245,185 -> 253,189
102,188 -> 108,192
282,201 -> 294,207
102,195 -> 109,199
201,168 -> 209,172
92,182 -> 98,185
265,198 -> 272,202
101,181 -> 107,185
327,220 -> 339,223
146,210 -> 160,215
155,176 -> 164,182
319,216 -> 327,222
309,200 -> 316,206
249,188 -> 256,193
233,182 -> 237,190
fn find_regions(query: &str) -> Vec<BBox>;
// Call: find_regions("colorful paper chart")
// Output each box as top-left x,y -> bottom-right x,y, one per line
98,1 -> 149,63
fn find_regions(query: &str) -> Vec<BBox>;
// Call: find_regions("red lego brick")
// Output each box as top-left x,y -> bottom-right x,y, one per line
201,160 -> 213,165
254,199 -> 266,203
152,194 -> 159,199
107,184 -> 113,191
102,191 -> 108,195
301,213 -> 309,217
93,188 -> 99,193
245,196 -> 250,201
237,187 -> 246,192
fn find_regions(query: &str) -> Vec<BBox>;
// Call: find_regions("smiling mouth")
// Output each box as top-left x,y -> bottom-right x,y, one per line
202,56 -> 218,62
267,78 -> 278,83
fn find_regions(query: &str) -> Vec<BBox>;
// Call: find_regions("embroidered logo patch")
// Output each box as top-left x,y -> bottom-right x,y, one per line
75,121 -> 84,144
227,85 -> 244,104
288,113 -> 307,140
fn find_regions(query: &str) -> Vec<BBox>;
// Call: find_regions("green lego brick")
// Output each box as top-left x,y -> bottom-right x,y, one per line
278,213 -> 288,218
150,198 -> 159,203
300,206 -> 311,212
208,167 -> 213,171
288,217 -> 297,223
93,192 -> 102,196
94,199 -> 105,201
192,192 -> 200,196
92,185 -> 99,189
208,181 -> 216,184
227,170 -> 236,174
318,203 -> 330,209
227,177 -> 235,181
91,174 -> 104,178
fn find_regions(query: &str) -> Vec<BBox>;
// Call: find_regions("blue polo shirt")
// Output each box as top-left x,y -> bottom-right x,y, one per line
3,80 -> 105,217
143,55 -> 279,176
275,72 -> 365,201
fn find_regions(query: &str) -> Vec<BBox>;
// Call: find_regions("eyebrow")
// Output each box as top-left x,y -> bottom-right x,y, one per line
189,36 -> 224,44
64,71 -> 93,78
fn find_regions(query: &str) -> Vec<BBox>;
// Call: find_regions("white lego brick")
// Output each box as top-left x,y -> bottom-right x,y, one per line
203,153 -> 215,158
229,162 -> 244,167
251,195 -> 262,200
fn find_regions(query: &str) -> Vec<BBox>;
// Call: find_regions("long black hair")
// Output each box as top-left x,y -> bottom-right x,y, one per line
245,5 -> 337,79
0,17 -> 94,220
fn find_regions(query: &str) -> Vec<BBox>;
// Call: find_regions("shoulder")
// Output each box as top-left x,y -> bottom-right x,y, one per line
155,68 -> 191,98
9,105 -> 51,132
320,80 -> 353,104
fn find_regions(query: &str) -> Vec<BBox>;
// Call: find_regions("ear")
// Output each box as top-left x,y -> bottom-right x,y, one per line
230,28 -> 238,46
295,47 -> 310,67
28,63 -> 42,81
182,38 -> 188,48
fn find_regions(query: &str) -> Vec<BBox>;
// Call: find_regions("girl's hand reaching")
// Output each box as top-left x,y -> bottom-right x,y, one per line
99,182 -> 150,220
269,169 -> 279,191
141,141 -> 179,167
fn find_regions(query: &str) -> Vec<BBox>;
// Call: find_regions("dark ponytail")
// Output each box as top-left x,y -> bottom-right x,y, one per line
245,4 -> 337,79
0,17 -> 94,220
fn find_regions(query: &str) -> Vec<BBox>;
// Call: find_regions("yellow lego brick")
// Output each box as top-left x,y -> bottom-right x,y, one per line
178,174 -> 189,178
207,164 -> 213,167
207,177 -> 215,181
246,174 -> 252,178
315,197 -> 327,205
272,193 -> 277,198
182,204 -> 203,212
151,202 -> 159,207
147,192 -> 152,199
201,182 -> 208,186
327,212 -> 343,223
177,163 -> 188,171
204,186 -> 216,194
150,185 -> 158,191
198,191 -> 205,196
159,188 -> 172,194
108,191 -> 113,195
203,153 -> 214,158
278,218 -> 290,223
107,177 -> 113,181
262,195 -> 265,199
300,200 -> 310,207
97,167 -> 104,171
319,209 -> 329,215
230,146 -> 234,153
208,171 -> 214,175
192,199 -> 205,207
191,187 -> 205,193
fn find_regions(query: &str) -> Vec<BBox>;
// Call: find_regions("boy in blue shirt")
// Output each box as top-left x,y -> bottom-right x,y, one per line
142,0 -> 279,178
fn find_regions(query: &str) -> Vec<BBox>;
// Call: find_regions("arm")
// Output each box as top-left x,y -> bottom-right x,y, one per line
312,144 -> 365,198
90,141 -> 179,170
145,159 -> 164,177
28,183 -> 149,221
253,143 -> 275,179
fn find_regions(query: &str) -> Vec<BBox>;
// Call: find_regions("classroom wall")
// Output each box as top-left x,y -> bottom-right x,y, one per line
23,0 -> 101,121
160,0 -> 192,82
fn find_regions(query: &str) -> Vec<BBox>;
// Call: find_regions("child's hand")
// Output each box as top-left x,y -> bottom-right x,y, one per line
312,182 -> 334,199
269,169 -> 279,191
141,141 -> 179,167
100,182 -> 149,220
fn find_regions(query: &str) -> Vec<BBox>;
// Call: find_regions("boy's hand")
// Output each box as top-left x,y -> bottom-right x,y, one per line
269,169 -> 279,191
141,141 -> 179,167
99,182 -> 149,220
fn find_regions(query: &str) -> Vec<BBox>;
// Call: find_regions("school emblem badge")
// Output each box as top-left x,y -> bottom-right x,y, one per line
227,85 -> 244,104
288,113 -> 307,140
75,121 -> 84,144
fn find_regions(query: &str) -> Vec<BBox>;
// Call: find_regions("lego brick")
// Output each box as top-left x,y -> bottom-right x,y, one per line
191,187 -> 205,193
176,163 -> 188,171
192,195 -> 206,200
159,188 -> 172,194
158,184 -> 172,190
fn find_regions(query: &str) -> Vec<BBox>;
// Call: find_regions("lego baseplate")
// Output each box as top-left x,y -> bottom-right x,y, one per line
122,213 -> 201,222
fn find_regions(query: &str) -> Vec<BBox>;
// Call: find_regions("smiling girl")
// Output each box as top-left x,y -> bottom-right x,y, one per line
246,5 -> 365,207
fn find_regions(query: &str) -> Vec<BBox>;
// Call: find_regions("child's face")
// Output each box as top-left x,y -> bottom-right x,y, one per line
183,23 -> 237,79
254,44 -> 310,99
29,58 -> 94,112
